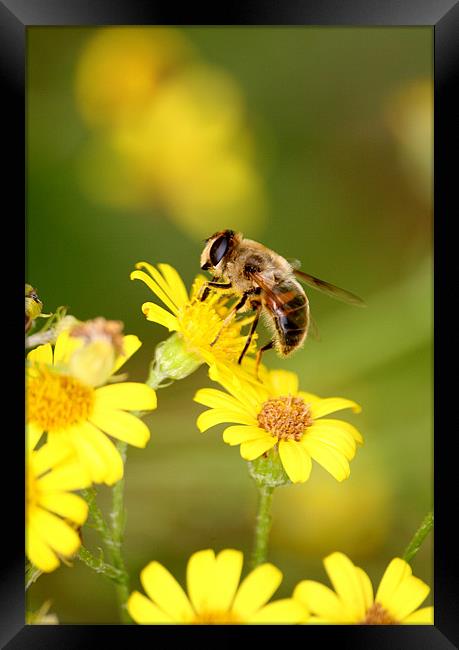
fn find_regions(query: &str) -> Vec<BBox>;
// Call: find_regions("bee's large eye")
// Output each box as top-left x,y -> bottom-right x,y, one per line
209,235 -> 230,266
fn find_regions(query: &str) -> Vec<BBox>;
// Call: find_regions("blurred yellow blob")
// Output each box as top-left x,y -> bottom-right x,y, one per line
384,78 -> 433,204
271,465 -> 392,558
113,66 -> 265,237
76,27 -> 192,128
75,28 -> 266,239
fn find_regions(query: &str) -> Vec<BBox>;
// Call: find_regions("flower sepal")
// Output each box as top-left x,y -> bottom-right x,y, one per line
248,447 -> 291,489
149,332 -> 202,386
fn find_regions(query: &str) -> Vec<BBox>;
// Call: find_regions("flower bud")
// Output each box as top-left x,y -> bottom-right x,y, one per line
25,284 -> 43,332
149,332 -> 202,386
69,339 -> 116,387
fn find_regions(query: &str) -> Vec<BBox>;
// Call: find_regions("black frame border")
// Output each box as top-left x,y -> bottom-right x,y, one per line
3,0 -> 457,647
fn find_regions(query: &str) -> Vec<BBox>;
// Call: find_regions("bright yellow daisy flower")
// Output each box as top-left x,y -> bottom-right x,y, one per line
26,330 -> 157,485
130,262 -> 257,367
194,365 -> 363,484
294,552 -> 433,624
27,441 -> 91,573
128,548 -> 307,624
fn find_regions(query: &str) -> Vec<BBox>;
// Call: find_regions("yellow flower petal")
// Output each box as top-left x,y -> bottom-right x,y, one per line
141,561 -> 194,621
310,398 -> 362,419
298,390 -> 321,404
278,440 -> 312,483
186,549 -> 216,614
95,382 -> 157,411
212,549 -> 244,612
267,370 -> 299,397
316,418 -> 364,444
302,438 -> 350,481
197,409 -> 257,433
194,388 -> 254,416
78,422 -> 124,485
112,334 -> 142,373
131,268 -> 179,315
31,442 -> 73,477
249,598 -> 307,623
356,567 -> 374,613
136,263 -> 183,311
232,563 -> 282,619
157,263 -> 189,307
67,425 -> 111,484
384,576 -> 430,621
127,591 -> 174,624
89,407 -> 150,447
141,302 -> 178,331
26,423 -> 44,452
32,507 -> 81,557
293,580 -> 346,622
323,552 -> 366,621
53,330 -> 83,366
223,425 -> 272,446
240,436 -> 277,460
38,492 -> 88,525
27,343 -> 53,368
375,558 -> 412,606
38,454 -> 91,492
306,423 -> 357,461
403,606 -> 434,624
26,523 -> 59,573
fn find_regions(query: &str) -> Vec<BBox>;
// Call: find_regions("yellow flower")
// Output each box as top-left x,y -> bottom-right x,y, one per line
294,552 -> 433,624
26,330 -> 157,485
26,441 -> 90,572
128,548 -> 307,624
131,262 -> 257,369
76,27 -> 191,128
194,366 -> 363,484
112,66 -> 266,238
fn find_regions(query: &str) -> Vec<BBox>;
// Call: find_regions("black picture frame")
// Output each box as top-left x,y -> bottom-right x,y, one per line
2,0 -> 456,647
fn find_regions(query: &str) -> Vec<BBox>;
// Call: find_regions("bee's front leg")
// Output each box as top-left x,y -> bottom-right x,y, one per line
199,280 -> 233,302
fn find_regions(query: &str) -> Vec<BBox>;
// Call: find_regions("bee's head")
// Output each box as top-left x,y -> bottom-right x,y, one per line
200,229 -> 239,272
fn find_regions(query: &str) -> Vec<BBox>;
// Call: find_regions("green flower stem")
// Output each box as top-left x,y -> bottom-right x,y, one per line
248,449 -> 290,569
82,487 -> 113,546
402,511 -> 434,563
109,441 -> 131,624
106,365 -> 173,623
76,546 -> 124,583
80,349 -> 189,622
251,484 -> 275,568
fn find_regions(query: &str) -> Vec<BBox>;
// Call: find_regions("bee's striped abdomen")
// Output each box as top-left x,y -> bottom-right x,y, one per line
264,278 -> 309,356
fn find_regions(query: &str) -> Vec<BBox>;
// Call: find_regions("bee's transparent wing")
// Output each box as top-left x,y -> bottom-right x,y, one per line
294,269 -> 365,307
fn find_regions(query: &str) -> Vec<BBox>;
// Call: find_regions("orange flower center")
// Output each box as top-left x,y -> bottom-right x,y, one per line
27,368 -> 94,432
362,602 -> 397,624
192,610 -> 242,624
257,395 -> 313,441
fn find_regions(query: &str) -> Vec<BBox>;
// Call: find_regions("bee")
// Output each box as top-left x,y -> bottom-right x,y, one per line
200,229 -> 364,371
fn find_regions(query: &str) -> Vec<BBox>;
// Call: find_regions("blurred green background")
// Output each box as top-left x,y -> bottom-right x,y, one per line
27,27 -> 433,622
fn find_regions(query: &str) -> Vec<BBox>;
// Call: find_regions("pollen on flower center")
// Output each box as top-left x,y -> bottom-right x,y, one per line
257,395 -> 313,441
27,369 -> 95,432
177,298 -> 255,363
362,602 -> 397,625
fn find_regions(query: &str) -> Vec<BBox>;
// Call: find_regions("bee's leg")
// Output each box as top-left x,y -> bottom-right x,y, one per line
237,302 -> 261,365
255,340 -> 275,377
210,291 -> 250,347
199,281 -> 233,302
